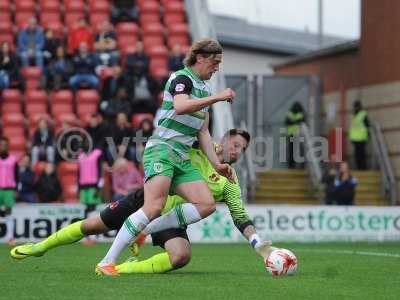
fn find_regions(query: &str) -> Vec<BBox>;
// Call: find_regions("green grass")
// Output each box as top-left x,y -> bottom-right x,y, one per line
2,242 -> 400,300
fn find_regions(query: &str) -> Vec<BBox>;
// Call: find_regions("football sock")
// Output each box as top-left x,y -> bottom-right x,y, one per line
142,203 -> 202,235
116,252 -> 173,274
35,221 -> 84,253
249,233 -> 262,248
100,209 -> 149,264
5,216 -> 14,241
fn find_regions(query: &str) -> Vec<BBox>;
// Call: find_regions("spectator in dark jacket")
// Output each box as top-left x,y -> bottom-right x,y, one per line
31,118 -> 55,166
94,20 -> 119,66
17,17 -> 45,67
46,46 -> 73,90
43,29 -> 62,65
35,162 -> 62,202
17,155 -> 37,203
85,113 -> 107,150
322,154 -> 341,205
0,42 -> 20,91
168,44 -> 185,72
103,86 -> 132,120
334,162 -> 357,205
111,0 -> 139,23
69,42 -> 99,91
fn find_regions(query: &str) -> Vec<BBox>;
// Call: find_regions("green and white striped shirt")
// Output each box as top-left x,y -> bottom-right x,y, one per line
146,66 -> 212,159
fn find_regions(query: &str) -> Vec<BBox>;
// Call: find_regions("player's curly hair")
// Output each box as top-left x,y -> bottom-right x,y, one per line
184,38 -> 223,66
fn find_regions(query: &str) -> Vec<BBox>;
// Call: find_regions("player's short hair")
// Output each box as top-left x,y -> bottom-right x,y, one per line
184,38 -> 223,66
223,129 -> 251,150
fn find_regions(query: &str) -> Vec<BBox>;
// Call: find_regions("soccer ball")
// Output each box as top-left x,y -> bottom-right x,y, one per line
265,248 -> 298,276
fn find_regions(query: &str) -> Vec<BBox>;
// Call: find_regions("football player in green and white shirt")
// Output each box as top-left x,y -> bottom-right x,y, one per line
96,38 -> 238,275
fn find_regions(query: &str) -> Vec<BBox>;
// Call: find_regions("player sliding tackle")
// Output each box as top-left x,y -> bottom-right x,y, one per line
11,129 -> 275,274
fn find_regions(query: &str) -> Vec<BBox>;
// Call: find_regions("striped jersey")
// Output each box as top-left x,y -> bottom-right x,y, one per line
146,66 -> 212,159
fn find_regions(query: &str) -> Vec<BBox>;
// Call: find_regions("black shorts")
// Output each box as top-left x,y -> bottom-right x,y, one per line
100,188 -> 189,248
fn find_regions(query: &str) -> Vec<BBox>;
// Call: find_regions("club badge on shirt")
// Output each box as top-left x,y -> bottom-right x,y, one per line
175,83 -> 185,92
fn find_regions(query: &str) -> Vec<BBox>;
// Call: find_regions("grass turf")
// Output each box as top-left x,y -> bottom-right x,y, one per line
1,242 -> 400,300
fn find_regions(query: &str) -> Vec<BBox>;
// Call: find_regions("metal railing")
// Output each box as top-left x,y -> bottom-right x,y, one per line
299,123 -> 324,200
369,122 -> 397,205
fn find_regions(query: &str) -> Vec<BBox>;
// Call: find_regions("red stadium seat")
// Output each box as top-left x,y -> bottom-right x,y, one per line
90,12 -> 109,28
64,0 -> 85,13
77,103 -> 98,118
143,36 -> 164,52
0,34 -> 14,49
25,89 -> 47,103
76,89 -> 100,104
41,20 -> 64,38
164,1 -> 185,13
0,21 -> 12,36
138,0 -> 160,14
51,102 -> 74,116
116,22 -> 139,37
15,0 -> 36,12
2,113 -> 25,127
139,14 -> 161,27
40,11 -> 61,26
22,67 -> 42,79
150,66 -> 168,81
39,0 -> 59,12
148,45 -> 168,59
160,0 -> 183,6
132,113 -> 154,129
25,102 -> 47,116
163,13 -> 185,27
59,161 -> 78,174
168,35 -> 189,48
168,23 -> 189,35
0,0 -> 10,10
88,0 -> 109,13
2,89 -> 22,103
65,12 -> 85,28
8,136 -> 26,152
1,103 -> 22,114
15,12 -> 36,29
118,36 -> 139,53
52,90 -> 73,104
2,126 -> 25,138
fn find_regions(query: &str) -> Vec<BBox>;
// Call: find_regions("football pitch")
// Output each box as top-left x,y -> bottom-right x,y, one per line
2,242 -> 400,300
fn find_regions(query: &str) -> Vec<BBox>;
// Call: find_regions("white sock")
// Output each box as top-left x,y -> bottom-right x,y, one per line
249,233 -> 262,248
142,203 -> 202,235
5,216 -> 14,241
100,209 -> 149,264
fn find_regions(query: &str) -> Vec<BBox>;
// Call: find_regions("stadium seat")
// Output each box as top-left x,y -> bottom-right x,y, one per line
116,22 -> 139,37
40,11 -> 61,26
65,12 -> 85,28
163,13 -> 185,27
2,89 -> 22,103
0,21 -> 12,37
2,126 -> 25,138
8,136 -> 26,152
52,90 -> 73,104
139,14 -> 161,27
148,45 -> 168,60
90,12 -> 110,28
164,1 -> 185,13
25,89 -> 47,103
1,103 -> 22,114
59,161 -> 78,174
41,20 -> 64,38
88,0 -> 109,13
0,0 -> 10,11
77,103 -> 98,119
39,0 -> 59,12
64,0 -> 85,13
15,0 -> 36,12
118,36 -> 139,53
150,66 -> 168,81
15,12 -> 36,29
25,102 -> 47,116
21,67 -> 43,90
0,34 -> 14,49
168,23 -> 189,35
1,113 -> 25,127
51,103 -> 74,117
76,89 -> 100,104
160,0 -> 183,6
143,36 -> 165,52
54,113 -> 78,133
132,113 -> 154,129
168,35 -> 189,48
138,0 -> 160,14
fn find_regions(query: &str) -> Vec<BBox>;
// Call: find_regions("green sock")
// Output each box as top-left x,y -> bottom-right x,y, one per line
35,221 -> 84,253
116,252 -> 173,274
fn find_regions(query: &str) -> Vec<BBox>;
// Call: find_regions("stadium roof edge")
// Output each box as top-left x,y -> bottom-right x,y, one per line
273,40 -> 360,69
213,15 -> 349,55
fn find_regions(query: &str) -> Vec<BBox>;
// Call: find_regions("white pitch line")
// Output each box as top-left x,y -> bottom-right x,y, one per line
296,249 -> 400,258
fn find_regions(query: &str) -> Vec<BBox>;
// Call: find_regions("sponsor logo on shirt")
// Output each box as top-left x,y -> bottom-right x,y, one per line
175,83 -> 185,92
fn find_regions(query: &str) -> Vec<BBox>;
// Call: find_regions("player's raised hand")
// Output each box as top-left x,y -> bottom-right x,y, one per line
216,88 -> 236,103
215,163 -> 236,183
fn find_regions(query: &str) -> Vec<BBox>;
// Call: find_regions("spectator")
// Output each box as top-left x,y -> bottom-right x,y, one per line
0,42 -> 19,92
31,118 -> 55,166
349,100 -> 370,170
122,41 -> 149,99
68,18 -> 94,55
331,162 -> 357,205
17,17 -> 45,68
43,29 -> 62,65
322,153 -> 341,205
46,46 -> 73,90
55,120 -> 80,163
285,101 -> 306,169
17,154 -> 37,203
0,137 -> 18,245
85,113 -> 107,150
111,0 -> 139,23
69,42 -> 100,91
103,86 -> 132,120
168,44 -> 185,72
78,146 -> 104,244
35,162 -> 62,202
105,112 -> 135,164
94,20 -> 119,67
138,118 -> 154,141
111,157 -> 143,201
